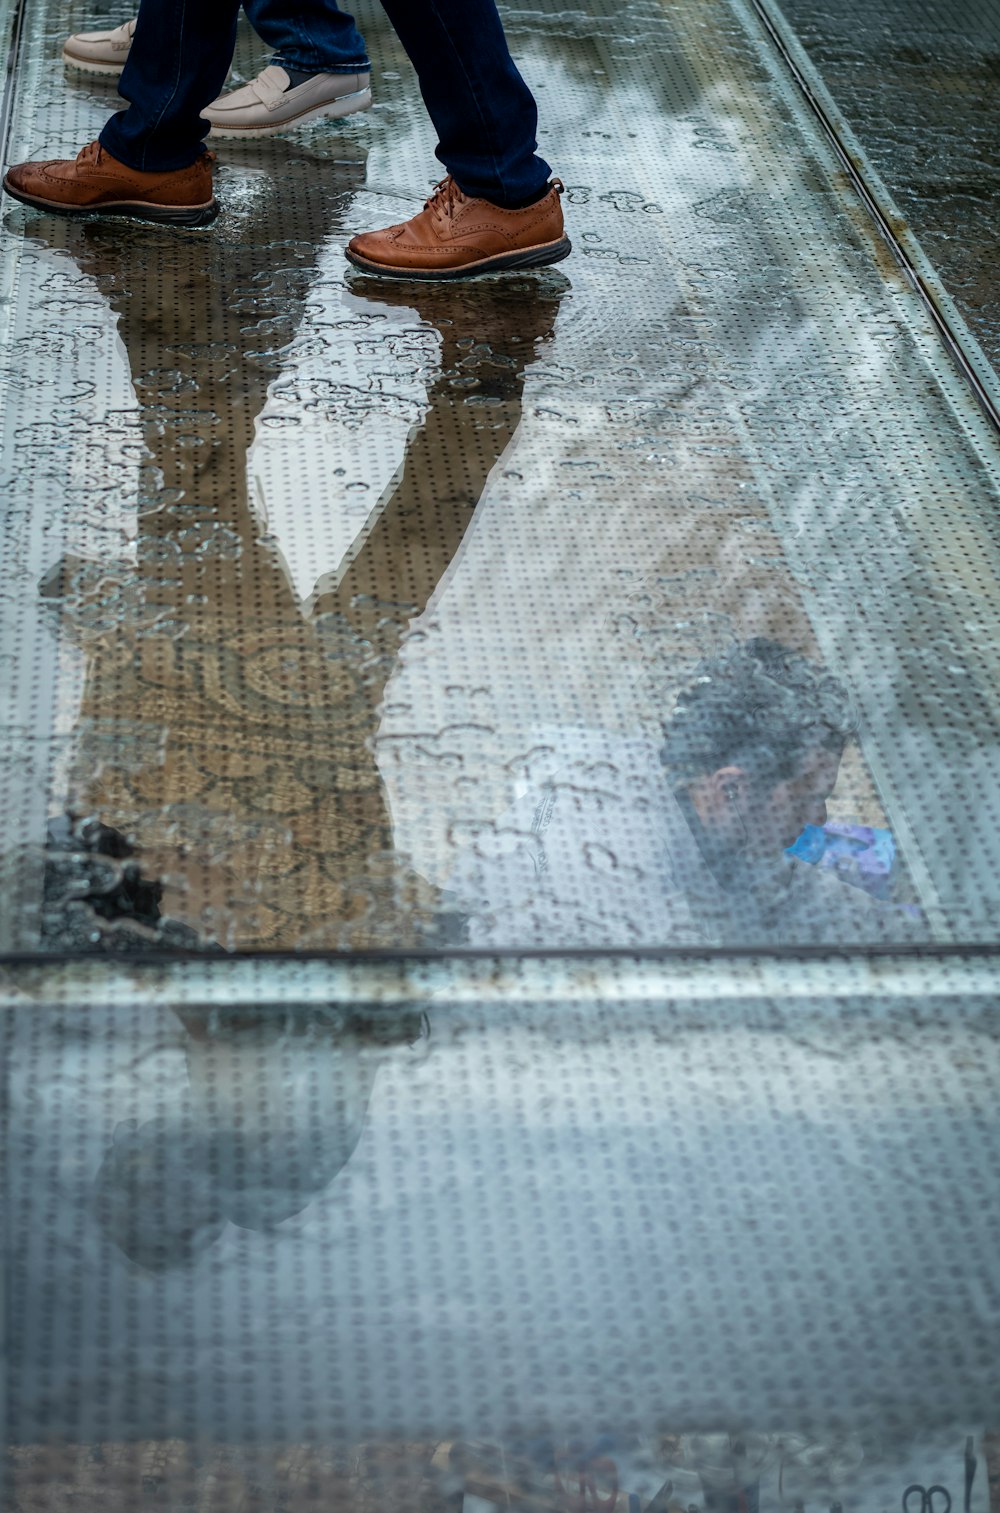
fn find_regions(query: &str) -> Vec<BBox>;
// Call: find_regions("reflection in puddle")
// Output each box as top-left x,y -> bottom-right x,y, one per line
4,0 -> 1000,1504
4,0 -> 1000,950
6,995 -> 1000,1492
26,185 -> 565,949
7,1430 -> 998,1512
447,638 -> 926,947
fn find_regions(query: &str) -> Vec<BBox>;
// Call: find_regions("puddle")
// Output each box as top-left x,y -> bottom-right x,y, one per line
4,991 -> 1000,1461
3,0 -> 1000,1489
3,5 -> 1000,955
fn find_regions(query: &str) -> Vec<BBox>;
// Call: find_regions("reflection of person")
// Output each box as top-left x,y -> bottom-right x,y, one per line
661,637 -> 849,879
62,0 -> 372,140
3,0 -> 570,279
450,639 -> 922,947
26,162 -> 566,949
94,1006 -> 424,1269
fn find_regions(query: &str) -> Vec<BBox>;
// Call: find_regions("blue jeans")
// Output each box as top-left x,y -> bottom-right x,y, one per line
99,0 -> 551,206
248,0 -> 370,74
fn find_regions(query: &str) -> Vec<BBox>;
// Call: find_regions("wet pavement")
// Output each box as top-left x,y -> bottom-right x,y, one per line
2,0 -> 1000,1502
3,0 -> 1000,954
5,993 -> 1000,1470
775,0 -> 1000,375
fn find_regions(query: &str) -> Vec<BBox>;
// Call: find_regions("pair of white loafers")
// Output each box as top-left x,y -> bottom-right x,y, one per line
61,19 -> 372,138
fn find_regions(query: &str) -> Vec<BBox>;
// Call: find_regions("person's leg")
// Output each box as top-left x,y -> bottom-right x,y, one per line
60,0 -> 372,153
375,0 -> 549,207
201,0 -> 372,143
99,0 -> 240,171
243,0 -> 369,74
343,0 -> 567,277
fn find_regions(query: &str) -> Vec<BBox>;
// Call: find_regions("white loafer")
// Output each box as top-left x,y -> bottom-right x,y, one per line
62,18 -> 136,76
204,65 -> 372,139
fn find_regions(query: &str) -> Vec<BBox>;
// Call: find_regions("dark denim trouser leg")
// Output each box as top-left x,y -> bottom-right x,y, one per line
375,0 -> 551,206
246,0 -> 370,74
99,0 -> 239,172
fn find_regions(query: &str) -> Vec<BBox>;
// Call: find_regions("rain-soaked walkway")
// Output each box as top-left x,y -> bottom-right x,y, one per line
3,0 -> 1000,957
2,0 -> 1000,1502
776,0 -> 1000,372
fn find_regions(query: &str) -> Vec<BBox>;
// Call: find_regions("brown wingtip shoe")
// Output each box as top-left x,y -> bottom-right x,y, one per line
345,175 -> 571,280
3,141 -> 218,227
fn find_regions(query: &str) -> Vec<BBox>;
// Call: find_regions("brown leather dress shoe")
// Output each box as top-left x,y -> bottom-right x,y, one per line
345,176 -> 571,279
3,140 -> 217,227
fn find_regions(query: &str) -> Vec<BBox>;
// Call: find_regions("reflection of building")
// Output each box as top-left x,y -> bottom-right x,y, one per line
7,1431 -> 998,1513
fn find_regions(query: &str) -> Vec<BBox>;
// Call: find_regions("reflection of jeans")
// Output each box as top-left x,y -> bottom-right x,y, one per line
248,0 -> 370,73
99,0 -> 550,204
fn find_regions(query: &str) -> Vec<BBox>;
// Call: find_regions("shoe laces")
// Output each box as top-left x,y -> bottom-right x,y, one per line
424,175 -> 563,221
425,176 -> 466,223
113,19 -> 136,42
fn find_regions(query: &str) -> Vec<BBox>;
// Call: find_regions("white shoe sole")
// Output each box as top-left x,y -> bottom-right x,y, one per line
61,50 -> 128,76
207,85 -> 371,139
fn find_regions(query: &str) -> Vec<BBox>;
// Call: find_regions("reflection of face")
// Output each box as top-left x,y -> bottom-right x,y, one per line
748,746 -> 842,853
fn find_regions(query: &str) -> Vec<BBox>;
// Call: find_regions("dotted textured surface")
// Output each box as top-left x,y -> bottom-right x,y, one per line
4,995 -> 1000,1494
1,0 -> 1000,952
2,0 -> 1000,1503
